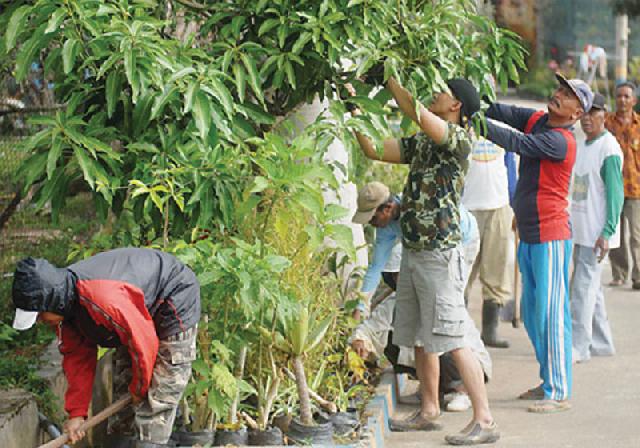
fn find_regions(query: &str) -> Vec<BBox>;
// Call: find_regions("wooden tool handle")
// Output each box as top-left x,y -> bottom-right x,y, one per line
512,231 -> 520,328
38,396 -> 132,448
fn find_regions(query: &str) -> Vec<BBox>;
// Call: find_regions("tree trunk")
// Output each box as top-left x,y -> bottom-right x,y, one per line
292,356 -> 313,426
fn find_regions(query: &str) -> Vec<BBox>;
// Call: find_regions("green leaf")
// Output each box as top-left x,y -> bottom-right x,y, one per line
291,32 -> 312,54
168,67 -> 196,84
193,91 -> 211,140
45,8 -> 66,34
233,63 -> 246,103
47,137 -> 63,179
124,47 -> 136,89
237,103 -> 274,125
240,53 -> 264,104
290,305 -> 309,356
250,176 -> 269,193
210,77 -> 234,117
5,5 -> 31,52
17,152 -> 47,189
62,38 -> 79,74
73,146 -> 96,190
347,95 -> 387,115
324,203 -> 349,222
183,81 -> 199,114
305,315 -> 333,352
151,85 -> 179,120
283,60 -> 296,89
326,223 -> 355,259
105,71 -> 121,118
258,18 -> 279,37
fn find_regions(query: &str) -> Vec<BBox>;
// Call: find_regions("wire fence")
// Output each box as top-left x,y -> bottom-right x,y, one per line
0,105 -> 62,278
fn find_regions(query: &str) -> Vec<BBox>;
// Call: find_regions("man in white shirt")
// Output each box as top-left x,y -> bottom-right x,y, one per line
462,137 -> 516,348
570,93 -> 624,363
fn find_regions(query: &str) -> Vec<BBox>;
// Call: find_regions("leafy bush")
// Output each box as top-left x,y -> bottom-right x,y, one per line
1,0 -> 525,431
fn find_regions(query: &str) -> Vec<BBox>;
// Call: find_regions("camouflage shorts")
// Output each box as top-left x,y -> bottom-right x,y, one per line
108,325 -> 197,443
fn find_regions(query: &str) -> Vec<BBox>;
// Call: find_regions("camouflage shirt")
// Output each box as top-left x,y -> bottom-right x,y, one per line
399,123 -> 472,251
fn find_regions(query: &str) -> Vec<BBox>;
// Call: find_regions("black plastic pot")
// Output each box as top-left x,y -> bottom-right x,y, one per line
248,427 -> 284,446
330,411 -> 359,437
286,417 -> 334,445
214,427 -> 248,446
170,430 -> 216,447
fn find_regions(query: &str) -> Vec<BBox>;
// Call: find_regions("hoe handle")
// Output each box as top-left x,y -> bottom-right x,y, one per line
38,396 -> 132,448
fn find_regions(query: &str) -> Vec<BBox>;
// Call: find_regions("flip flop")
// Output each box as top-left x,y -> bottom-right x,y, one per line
527,399 -> 571,414
518,384 -> 544,400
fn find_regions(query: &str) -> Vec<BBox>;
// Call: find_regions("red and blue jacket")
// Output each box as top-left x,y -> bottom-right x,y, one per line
37,248 -> 201,418
485,104 -> 577,244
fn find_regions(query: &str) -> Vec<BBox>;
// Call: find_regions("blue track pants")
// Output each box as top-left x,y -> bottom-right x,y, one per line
518,239 -> 572,400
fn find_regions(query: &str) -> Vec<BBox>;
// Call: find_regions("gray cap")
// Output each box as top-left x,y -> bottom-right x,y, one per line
555,73 -> 594,112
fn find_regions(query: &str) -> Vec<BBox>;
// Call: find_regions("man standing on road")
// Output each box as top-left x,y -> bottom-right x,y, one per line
462,136 -> 517,348
605,82 -> 640,289
347,77 -> 498,445
482,74 -> 593,413
570,93 -> 623,363
11,248 -> 201,448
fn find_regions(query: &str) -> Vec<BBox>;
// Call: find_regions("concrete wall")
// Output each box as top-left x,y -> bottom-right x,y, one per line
0,389 -> 40,448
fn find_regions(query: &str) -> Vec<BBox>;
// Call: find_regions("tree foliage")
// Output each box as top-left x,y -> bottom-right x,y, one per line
612,0 -> 640,17
1,0 -> 526,428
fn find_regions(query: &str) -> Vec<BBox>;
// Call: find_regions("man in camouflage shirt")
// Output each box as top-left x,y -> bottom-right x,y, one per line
347,77 -> 498,446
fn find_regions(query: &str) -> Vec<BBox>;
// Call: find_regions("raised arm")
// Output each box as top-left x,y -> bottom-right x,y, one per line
345,83 -> 403,163
486,103 -> 538,132
486,119 -> 574,161
387,77 -> 448,144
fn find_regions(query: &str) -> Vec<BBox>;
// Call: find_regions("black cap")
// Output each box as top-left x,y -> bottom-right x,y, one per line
590,93 -> 606,111
446,78 -> 481,121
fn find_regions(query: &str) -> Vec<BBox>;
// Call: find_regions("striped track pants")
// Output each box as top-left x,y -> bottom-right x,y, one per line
518,239 -> 572,400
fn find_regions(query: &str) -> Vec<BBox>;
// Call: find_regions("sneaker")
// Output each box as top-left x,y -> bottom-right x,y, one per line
389,410 -> 443,432
609,279 -> 625,287
527,399 -> 571,414
445,421 -> 500,445
446,392 -> 471,412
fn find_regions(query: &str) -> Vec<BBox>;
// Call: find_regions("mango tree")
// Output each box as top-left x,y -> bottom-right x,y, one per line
1,0 -> 526,431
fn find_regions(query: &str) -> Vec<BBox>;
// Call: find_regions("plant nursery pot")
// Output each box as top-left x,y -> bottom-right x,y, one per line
214,427 -> 249,446
286,417 -> 334,445
329,411 -> 359,437
170,429 -> 216,447
248,427 -> 284,446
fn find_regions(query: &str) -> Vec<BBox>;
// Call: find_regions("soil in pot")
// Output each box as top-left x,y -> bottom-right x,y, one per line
248,426 -> 284,446
286,417 -> 334,445
214,427 -> 248,446
170,429 -> 216,447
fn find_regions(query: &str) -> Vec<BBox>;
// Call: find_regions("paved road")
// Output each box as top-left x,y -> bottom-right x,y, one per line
385,97 -> 640,447
386,265 -> 640,448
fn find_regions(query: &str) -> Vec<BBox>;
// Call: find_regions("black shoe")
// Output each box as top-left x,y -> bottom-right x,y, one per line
481,301 -> 510,349
632,282 -> 640,290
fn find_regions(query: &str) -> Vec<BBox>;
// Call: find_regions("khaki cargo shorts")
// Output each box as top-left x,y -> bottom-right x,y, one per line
393,246 -> 469,353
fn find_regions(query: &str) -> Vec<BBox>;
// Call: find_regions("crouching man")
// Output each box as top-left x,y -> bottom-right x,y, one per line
350,269 -> 492,413
11,248 -> 201,448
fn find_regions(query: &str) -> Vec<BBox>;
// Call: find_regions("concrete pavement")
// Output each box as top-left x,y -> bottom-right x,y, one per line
386,266 -> 640,447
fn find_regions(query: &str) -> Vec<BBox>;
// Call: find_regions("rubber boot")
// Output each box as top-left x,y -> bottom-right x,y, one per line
481,301 -> 510,348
